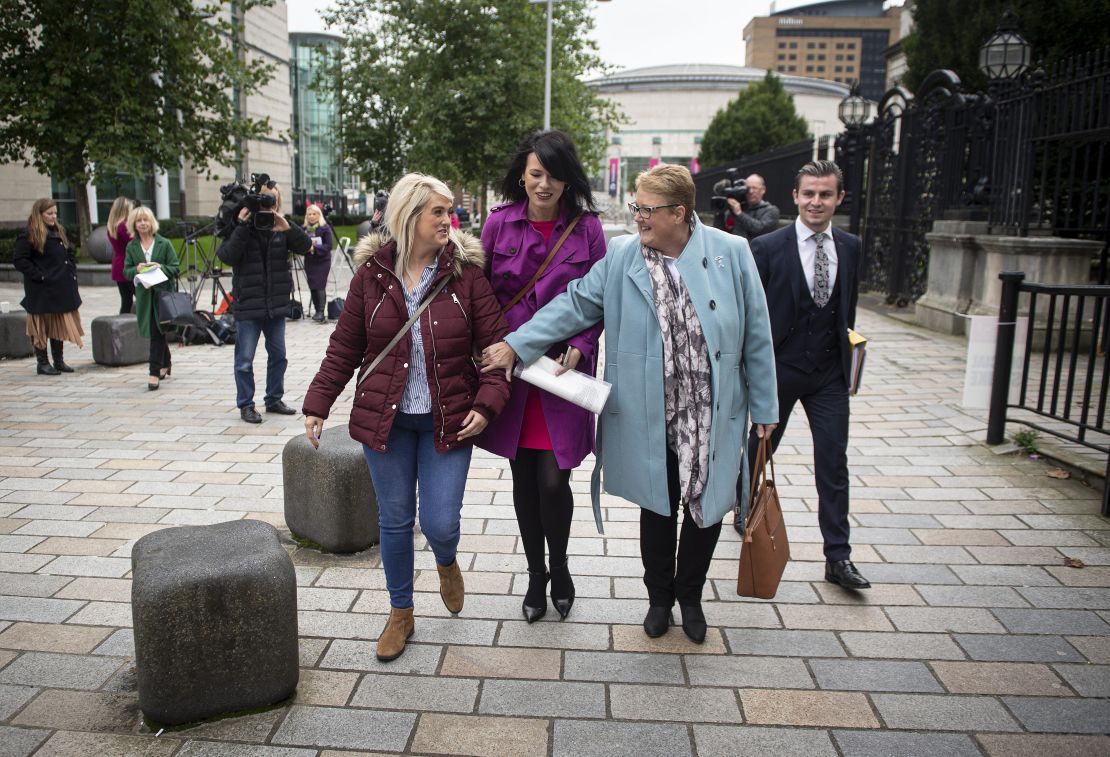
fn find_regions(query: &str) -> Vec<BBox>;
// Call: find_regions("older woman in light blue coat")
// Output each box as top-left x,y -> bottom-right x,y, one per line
484,164 -> 778,644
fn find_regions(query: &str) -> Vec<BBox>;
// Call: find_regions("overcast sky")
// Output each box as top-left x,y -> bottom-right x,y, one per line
285,0 -> 775,70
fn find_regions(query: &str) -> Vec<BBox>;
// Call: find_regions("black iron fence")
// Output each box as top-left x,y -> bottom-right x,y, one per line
692,137 -> 829,218
838,47 -> 1110,305
987,271 -> 1110,515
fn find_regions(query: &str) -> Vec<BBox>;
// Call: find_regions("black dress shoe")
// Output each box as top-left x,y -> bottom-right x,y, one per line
265,401 -> 297,415
240,406 -> 263,424
679,602 -> 707,644
643,605 -> 673,638
825,559 -> 871,590
549,559 -> 575,620
522,569 -> 549,624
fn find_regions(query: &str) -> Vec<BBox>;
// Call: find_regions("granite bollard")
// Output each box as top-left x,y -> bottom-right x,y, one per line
0,311 -> 33,359
283,423 -> 379,553
130,519 -> 298,726
92,314 -> 149,366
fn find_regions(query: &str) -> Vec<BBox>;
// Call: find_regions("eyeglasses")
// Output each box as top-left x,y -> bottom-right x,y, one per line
628,202 -> 679,219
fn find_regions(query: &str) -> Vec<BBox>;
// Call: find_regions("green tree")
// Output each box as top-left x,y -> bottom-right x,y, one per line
324,0 -> 623,207
698,71 -> 809,170
0,0 -> 275,249
902,0 -> 1110,93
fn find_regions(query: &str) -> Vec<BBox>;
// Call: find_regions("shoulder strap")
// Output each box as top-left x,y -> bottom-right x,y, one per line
501,214 -> 581,313
747,436 -> 776,504
355,276 -> 450,389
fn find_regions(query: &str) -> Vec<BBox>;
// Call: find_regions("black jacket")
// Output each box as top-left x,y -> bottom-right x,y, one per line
12,227 -> 82,314
750,222 -> 860,387
731,201 -> 781,240
216,221 -> 311,320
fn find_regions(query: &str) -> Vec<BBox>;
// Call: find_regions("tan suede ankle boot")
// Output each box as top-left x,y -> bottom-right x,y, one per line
375,606 -> 414,662
437,559 -> 465,614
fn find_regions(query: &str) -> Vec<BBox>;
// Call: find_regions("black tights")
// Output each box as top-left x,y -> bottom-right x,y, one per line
117,281 -> 134,314
510,448 -> 573,573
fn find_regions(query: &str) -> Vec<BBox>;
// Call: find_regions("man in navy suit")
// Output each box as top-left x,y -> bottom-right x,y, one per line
739,160 -> 870,589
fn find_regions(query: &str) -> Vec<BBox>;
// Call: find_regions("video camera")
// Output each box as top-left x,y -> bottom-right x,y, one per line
710,169 -> 749,212
215,173 -> 278,238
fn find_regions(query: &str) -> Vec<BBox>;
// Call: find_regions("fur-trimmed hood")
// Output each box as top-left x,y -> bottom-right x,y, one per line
352,229 -> 486,278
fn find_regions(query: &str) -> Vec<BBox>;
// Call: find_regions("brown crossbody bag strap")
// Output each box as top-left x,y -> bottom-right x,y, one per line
501,215 -> 581,313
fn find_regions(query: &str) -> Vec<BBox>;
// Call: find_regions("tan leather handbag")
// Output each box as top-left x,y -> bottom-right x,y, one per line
737,436 -> 790,599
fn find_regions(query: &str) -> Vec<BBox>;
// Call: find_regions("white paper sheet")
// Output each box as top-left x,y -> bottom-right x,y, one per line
135,267 -> 168,289
513,355 -> 612,415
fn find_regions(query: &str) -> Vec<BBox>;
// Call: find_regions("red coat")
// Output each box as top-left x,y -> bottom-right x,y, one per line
303,231 -> 510,453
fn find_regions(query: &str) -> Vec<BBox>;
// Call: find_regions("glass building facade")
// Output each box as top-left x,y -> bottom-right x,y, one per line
290,33 -> 345,211
51,168 -> 182,227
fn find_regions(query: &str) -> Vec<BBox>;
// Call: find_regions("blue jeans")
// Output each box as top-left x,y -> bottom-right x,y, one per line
234,316 -> 286,409
362,412 -> 472,609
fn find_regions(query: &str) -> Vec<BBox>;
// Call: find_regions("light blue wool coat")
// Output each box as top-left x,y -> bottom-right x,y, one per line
505,216 -> 779,533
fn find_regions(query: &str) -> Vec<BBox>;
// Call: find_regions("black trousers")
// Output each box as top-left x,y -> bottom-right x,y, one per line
640,448 -> 723,607
117,281 -> 135,314
748,360 -> 851,561
149,329 -> 171,377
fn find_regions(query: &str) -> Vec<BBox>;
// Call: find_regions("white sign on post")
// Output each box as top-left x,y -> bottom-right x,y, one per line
962,314 -> 1029,409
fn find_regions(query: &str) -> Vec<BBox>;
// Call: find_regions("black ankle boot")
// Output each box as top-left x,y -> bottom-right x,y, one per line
35,348 -> 60,375
550,559 -> 575,620
522,569 -> 548,624
50,339 -> 73,372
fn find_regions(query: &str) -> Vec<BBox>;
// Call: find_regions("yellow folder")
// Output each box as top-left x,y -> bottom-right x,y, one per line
848,329 -> 867,395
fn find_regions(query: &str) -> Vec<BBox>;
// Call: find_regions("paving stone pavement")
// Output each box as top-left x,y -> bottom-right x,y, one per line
1,282 -> 1108,756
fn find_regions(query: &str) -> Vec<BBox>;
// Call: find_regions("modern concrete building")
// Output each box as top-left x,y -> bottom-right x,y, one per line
0,2 -> 294,226
588,63 -> 850,191
744,0 -> 907,101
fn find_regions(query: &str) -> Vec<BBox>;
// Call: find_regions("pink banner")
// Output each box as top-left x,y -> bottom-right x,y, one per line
648,157 -> 660,169
608,158 -> 619,196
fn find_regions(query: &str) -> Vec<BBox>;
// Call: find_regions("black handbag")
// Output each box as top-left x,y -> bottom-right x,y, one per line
157,288 -> 194,327
327,297 -> 345,320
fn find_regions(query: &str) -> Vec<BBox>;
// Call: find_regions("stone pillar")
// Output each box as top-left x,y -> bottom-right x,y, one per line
86,180 -> 99,225
914,220 -> 990,336
154,167 -> 171,220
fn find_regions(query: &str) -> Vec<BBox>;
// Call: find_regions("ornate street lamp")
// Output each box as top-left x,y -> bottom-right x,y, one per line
838,81 -> 872,129
979,9 -> 1032,82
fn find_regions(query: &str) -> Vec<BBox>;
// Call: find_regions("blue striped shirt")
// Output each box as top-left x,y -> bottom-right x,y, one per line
400,263 -> 438,413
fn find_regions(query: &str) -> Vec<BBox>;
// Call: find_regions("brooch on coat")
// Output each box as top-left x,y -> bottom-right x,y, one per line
715,256 -> 725,269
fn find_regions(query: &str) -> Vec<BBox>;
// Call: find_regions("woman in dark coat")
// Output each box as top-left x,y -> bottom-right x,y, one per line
303,173 -> 510,663
123,206 -> 180,390
12,198 -> 83,375
302,203 -> 334,322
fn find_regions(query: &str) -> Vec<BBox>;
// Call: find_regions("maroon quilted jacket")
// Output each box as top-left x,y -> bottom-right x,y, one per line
302,231 -> 510,453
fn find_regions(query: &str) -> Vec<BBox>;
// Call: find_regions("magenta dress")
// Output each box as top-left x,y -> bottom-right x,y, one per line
516,219 -> 557,451
109,221 -> 132,283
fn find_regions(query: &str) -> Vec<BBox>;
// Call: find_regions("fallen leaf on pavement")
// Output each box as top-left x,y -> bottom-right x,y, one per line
1064,557 -> 1085,569
1047,468 -> 1071,479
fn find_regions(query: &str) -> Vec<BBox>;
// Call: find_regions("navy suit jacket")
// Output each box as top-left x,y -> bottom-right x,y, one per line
750,222 -> 861,387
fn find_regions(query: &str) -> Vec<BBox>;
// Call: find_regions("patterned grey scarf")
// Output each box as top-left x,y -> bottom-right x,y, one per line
641,245 -> 713,526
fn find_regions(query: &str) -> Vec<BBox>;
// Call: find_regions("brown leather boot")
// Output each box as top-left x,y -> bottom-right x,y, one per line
375,606 -> 414,662
437,559 -> 465,614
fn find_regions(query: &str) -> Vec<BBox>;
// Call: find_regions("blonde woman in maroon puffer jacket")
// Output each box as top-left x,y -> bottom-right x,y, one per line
303,173 -> 510,662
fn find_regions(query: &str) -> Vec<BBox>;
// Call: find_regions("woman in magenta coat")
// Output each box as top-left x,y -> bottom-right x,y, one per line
478,129 -> 606,623
106,197 -> 135,314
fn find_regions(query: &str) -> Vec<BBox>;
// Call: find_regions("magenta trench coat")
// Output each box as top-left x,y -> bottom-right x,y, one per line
476,199 -> 606,469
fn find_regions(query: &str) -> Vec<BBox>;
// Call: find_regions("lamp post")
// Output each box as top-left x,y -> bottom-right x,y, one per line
979,8 -> 1032,92
837,81 -> 873,235
529,0 -> 610,130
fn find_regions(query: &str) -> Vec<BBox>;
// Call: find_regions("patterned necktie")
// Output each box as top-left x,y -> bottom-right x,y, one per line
813,232 -> 830,308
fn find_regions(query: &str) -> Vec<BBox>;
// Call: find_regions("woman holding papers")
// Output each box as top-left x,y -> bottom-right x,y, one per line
478,129 -> 606,623
302,203 -> 334,322
484,164 -> 778,643
123,206 -> 180,390
302,173 -> 510,663
12,199 -> 84,376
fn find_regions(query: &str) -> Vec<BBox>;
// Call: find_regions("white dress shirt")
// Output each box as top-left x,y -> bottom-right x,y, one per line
794,216 -> 838,302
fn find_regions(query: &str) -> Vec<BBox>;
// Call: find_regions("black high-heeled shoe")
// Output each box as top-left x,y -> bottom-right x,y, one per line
522,569 -> 549,624
550,559 -> 575,620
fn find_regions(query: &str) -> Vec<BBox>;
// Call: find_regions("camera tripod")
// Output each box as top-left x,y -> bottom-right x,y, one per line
177,221 -> 231,313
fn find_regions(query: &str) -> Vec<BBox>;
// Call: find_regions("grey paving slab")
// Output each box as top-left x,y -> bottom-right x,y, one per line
0,596 -> 83,623
885,607 -> 1007,634
953,633 -> 1085,662
0,651 -> 122,689
35,555 -> 131,577
349,672 -> 478,712
91,629 -> 135,658
685,655 -> 814,689
844,562 -> 962,585
951,565 -> 1061,586
479,679 -> 606,718
839,631 -> 967,660
0,573 -> 72,598
915,585 -> 1030,608
271,704 -> 416,751
871,693 -> 1021,731
611,683 -> 742,723
992,608 -> 1110,635
563,651 -> 685,684
318,639 -> 443,675
832,730 -> 981,757
694,725 -> 835,756
0,725 -> 51,757
1051,663 -> 1110,696
553,720 -> 692,757
497,619 -> 611,650
173,743 -> 317,757
1016,587 -> 1110,610
722,628 -> 846,657
1002,696 -> 1110,733
0,683 -> 37,720
809,659 -> 944,692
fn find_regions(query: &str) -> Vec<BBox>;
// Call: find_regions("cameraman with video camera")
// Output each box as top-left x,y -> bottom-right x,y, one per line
216,174 -> 312,424
713,172 -> 780,241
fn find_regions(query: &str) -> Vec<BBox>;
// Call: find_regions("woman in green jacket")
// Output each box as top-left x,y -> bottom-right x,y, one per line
123,207 -> 180,390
